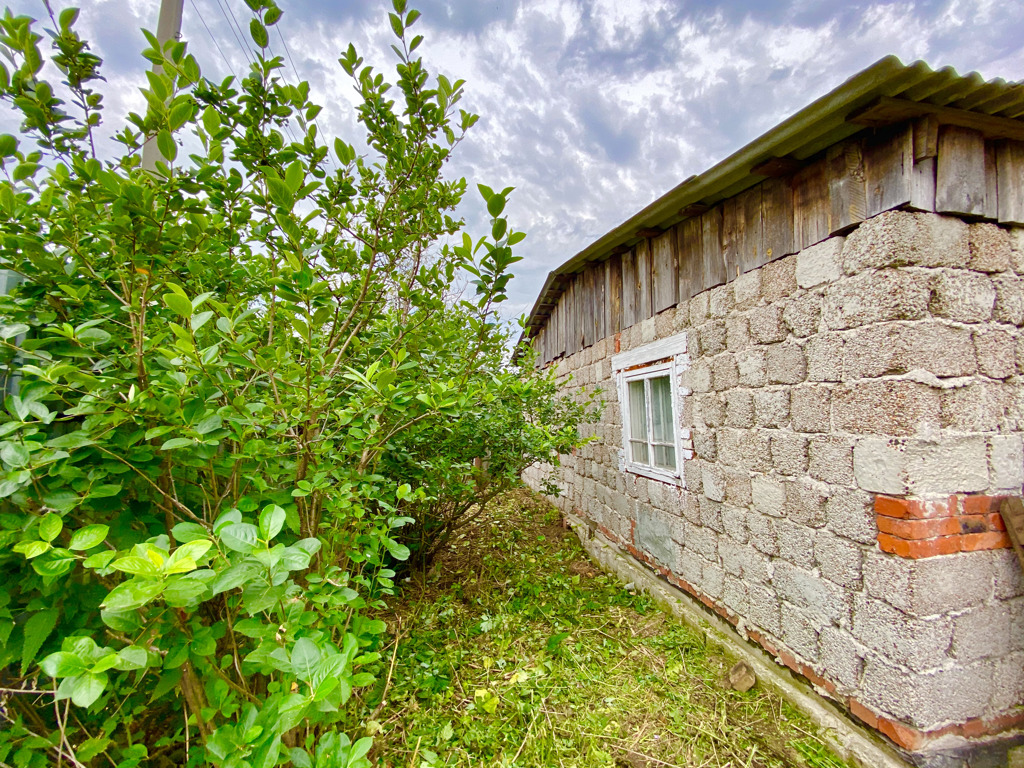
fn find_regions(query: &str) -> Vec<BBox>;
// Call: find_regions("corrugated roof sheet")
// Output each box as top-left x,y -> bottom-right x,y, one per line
521,56 -> 1024,338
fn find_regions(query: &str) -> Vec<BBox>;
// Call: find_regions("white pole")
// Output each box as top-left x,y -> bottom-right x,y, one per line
141,0 -> 185,171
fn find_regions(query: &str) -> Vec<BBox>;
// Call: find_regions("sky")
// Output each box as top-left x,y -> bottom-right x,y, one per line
4,0 -> 1024,322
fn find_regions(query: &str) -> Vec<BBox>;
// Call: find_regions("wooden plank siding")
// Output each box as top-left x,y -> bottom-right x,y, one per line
533,124 -> 1024,364
651,230 -> 678,313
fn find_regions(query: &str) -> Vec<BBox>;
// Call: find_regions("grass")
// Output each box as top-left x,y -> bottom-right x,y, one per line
351,489 -> 851,768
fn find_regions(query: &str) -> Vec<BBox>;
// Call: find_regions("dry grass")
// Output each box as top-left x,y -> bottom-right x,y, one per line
347,489 -> 849,768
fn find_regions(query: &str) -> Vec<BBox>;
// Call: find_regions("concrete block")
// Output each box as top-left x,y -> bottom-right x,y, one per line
842,320 -> 977,380
952,603 -> 1012,663
716,428 -> 744,467
719,537 -> 746,576
902,437 -> 990,494
990,435 -> 1024,491
696,393 -> 725,428
1011,226 -> 1024,274
832,380 -> 941,437
969,221 -> 1013,273
761,255 -> 798,302
822,269 -> 932,330
990,651 -> 1024,713
819,626 -> 865,693
690,291 -> 709,326
773,560 -> 850,626
722,579 -> 748,616
748,305 -> 787,343
683,360 -> 713,394
722,504 -> 748,543
726,314 -> 751,351
863,550 -> 995,617
993,549 -> 1024,600
782,294 -> 822,339
797,236 -> 845,288
746,512 -> 780,556
725,389 -> 755,428
736,348 -> 767,387
825,487 -> 876,545
655,308 -> 675,338
747,583 -> 782,636
805,332 -> 844,382
699,497 -> 725,533
808,436 -> 854,485
931,269 -> 996,323
712,353 -> 739,391
766,343 -> 807,384
678,488 -> 702,525
733,269 -> 761,308
771,431 -> 809,476
842,210 -> 970,272
790,385 -> 831,433
785,477 -> 829,527
701,464 -> 726,502
739,545 -> 773,584
686,523 -> 719,561
751,475 -> 786,517
699,320 -> 727,357
753,389 -> 789,427
701,559 -> 725,600
852,594 -> 953,672
780,603 -> 821,661
709,285 -> 735,318
975,327 -> 1016,379
640,316 -> 657,344
860,654 -> 994,729
738,429 -> 773,473
993,274 -> 1024,326
815,531 -> 863,591
776,518 -> 817,569
692,429 -> 717,461
940,380 -> 1011,432
724,468 -> 752,506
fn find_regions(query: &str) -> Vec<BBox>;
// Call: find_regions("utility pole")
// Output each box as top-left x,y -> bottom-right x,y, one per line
141,0 -> 185,171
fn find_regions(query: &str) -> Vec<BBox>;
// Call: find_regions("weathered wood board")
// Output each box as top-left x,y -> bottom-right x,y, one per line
936,125 -> 988,216
997,140 -> 1024,225
651,230 -> 678,313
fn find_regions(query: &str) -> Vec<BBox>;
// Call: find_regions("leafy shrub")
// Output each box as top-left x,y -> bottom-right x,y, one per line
0,2 -> 591,766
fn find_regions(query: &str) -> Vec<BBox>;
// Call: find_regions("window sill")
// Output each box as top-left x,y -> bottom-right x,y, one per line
624,463 -> 682,486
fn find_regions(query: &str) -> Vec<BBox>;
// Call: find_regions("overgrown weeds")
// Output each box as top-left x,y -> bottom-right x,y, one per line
350,490 -> 850,768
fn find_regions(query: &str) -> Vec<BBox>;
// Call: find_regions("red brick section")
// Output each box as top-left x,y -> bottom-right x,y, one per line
579,508 -> 1024,753
874,494 -> 1013,558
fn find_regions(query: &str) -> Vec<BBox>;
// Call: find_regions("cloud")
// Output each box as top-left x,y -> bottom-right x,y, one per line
2,0 -> 1023,318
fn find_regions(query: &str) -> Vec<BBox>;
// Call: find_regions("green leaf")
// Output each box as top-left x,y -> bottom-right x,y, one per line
487,194 -> 506,217
116,646 -> 149,670
40,651 -> 88,678
77,737 -> 112,762
264,6 -> 282,25
156,130 -> 177,163
111,556 -> 160,577
160,437 -> 194,451
69,524 -> 108,551
163,293 -> 193,318
0,134 -> 17,157
21,608 -> 58,675
14,540 -> 50,559
84,550 -> 116,569
384,539 -> 410,561
102,580 -> 163,612
39,513 -> 62,542
388,12 -> 403,37
250,19 -> 269,48
58,7 -> 80,30
71,671 -> 107,707
171,522 -> 209,542
259,504 -> 286,541
219,522 -> 258,553
0,322 -> 28,339
267,178 -> 293,209
291,637 -> 320,680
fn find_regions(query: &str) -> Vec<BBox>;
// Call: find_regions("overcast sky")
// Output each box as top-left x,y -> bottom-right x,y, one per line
5,0 -> 1024,321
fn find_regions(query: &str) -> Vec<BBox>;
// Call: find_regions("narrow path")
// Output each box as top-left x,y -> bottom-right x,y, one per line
352,489 -> 850,768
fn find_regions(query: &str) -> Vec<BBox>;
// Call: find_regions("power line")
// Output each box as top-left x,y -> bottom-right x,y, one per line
213,0 -> 255,70
189,0 -> 236,78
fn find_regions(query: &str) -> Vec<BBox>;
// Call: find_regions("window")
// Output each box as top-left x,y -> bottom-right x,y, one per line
612,332 -> 691,485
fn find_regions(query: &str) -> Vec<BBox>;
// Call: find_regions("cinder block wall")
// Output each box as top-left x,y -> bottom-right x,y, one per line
524,209 -> 1024,754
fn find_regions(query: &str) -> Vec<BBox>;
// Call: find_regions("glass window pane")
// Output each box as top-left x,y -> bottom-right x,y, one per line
650,375 -> 674,443
628,380 -> 648,441
653,444 -> 676,471
630,440 -> 650,465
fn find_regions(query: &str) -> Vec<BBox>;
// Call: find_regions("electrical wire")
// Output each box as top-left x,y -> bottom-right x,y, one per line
214,0 -> 255,70
189,0 -> 236,78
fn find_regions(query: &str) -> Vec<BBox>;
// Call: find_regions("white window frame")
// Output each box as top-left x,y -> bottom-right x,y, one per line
612,333 -> 692,486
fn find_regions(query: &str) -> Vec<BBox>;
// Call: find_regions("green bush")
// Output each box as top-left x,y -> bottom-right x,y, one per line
0,2 -> 592,766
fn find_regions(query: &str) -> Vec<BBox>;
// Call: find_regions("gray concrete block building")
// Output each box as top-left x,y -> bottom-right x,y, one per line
520,58 -> 1024,767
